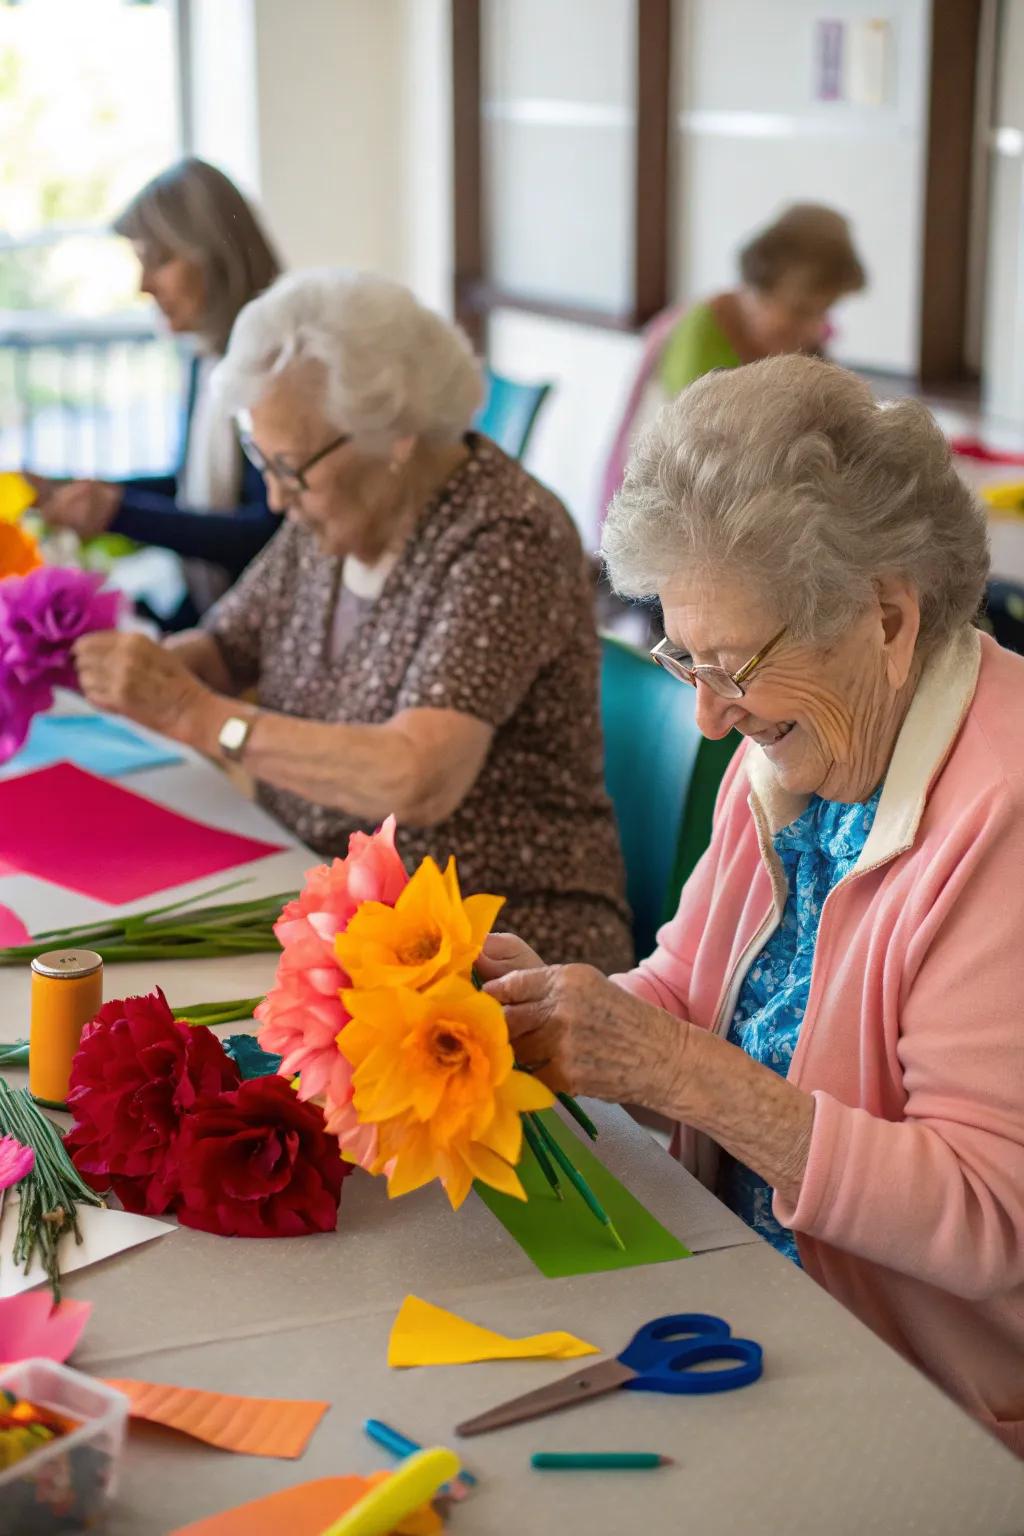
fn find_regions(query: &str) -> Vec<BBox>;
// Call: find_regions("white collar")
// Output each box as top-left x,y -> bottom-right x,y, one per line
341,551 -> 397,600
745,624 -> 982,873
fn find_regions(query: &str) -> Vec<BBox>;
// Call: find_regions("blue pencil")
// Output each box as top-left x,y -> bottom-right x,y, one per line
363,1417 -> 479,1492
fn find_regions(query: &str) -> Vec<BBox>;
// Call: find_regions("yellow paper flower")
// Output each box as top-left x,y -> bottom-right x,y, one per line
0,472 -> 36,525
335,855 -> 503,993
0,520 -> 42,579
338,975 -> 554,1209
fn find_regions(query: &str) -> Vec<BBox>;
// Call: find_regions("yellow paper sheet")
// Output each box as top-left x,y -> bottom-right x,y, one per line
387,1294 -> 598,1368
0,471 -> 36,523
169,1474 -> 439,1536
104,1378 -> 328,1459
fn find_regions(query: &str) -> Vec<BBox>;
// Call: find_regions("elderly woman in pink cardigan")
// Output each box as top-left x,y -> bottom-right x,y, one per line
480,354 -> 1024,1456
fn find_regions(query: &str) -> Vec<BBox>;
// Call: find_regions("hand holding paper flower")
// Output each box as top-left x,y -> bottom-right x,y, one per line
339,976 -> 554,1209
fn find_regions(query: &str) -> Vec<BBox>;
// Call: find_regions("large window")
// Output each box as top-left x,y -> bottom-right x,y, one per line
0,0 -> 184,476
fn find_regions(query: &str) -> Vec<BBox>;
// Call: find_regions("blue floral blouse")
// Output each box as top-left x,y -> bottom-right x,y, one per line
718,787 -> 882,1263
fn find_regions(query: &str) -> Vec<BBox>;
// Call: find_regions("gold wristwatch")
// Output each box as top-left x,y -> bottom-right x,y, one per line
218,714 -> 255,763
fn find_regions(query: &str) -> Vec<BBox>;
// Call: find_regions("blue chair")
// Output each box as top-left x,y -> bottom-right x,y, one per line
601,635 -> 740,959
474,368 -> 552,460
982,580 -> 1024,655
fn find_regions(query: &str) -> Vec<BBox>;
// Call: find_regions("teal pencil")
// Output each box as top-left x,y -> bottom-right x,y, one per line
531,1453 -> 673,1471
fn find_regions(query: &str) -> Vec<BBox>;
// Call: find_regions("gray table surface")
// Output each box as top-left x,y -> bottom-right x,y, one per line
2,735 -> 1022,1534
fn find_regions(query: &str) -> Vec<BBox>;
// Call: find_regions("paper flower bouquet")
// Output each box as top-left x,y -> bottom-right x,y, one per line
256,817 -> 560,1208
59,819 -> 621,1247
0,522 -> 121,763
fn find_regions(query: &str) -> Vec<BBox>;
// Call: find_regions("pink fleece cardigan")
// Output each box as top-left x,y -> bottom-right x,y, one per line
616,626 -> 1024,1455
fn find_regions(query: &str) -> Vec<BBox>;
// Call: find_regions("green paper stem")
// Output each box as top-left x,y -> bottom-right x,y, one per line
522,1114 -> 563,1200
0,888 -> 298,967
0,1079 -> 105,1300
0,1040 -> 30,1068
528,1112 -> 625,1251
557,1093 -> 599,1141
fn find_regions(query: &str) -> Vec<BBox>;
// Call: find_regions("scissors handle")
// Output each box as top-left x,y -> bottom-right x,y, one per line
618,1313 -> 732,1372
620,1313 -> 763,1395
625,1336 -> 763,1395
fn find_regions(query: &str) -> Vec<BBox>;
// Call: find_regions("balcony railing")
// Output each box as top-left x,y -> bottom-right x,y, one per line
0,310 -> 184,480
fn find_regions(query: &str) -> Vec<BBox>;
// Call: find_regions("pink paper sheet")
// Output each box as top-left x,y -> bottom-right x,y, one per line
0,763 -> 284,903
0,1294 -> 91,1364
0,904 -> 29,945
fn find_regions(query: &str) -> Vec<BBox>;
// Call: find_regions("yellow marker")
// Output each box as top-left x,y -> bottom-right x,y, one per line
318,1447 -> 460,1536
0,472 -> 37,524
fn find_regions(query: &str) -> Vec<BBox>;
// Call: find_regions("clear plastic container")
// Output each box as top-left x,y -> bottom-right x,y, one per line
0,1359 -> 129,1534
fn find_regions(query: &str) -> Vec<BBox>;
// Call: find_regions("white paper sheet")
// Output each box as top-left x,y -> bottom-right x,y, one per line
0,1197 -> 174,1296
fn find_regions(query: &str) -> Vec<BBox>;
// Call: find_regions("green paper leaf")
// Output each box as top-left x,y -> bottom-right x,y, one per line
476,1110 -> 690,1277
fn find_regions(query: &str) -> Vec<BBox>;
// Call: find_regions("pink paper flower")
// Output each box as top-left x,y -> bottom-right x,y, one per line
0,566 -> 121,763
0,1133 -> 34,1192
256,816 -> 408,1125
0,566 -> 120,688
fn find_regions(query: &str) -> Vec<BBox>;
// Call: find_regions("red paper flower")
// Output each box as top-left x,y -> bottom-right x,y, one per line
65,989 -> 240,1214
175,1076 -> 349,1238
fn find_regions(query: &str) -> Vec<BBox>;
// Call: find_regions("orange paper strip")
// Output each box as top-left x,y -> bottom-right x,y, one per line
104,1378 -> 329,1459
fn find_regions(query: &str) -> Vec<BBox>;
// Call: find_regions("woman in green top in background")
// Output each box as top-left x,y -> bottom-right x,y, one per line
599,205 -> 866,520
660,204 -> 867,394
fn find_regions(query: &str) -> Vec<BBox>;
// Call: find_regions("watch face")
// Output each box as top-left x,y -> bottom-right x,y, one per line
220,717 -> 248,755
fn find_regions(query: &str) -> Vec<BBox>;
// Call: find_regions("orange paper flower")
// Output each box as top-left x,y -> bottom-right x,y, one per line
335,855 -> 503,993
338,975 -> 554,1209
0,521 -> 42,580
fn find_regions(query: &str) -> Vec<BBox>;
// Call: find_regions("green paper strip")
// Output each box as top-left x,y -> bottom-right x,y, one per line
476,1110 -> 690,1277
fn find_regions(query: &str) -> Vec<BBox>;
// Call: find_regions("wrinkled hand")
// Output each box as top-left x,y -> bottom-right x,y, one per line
41,480 -> 122,539
21,471 -> 58,509
484,963 -> 686,1107
74,631 -> 210,738
474,931 -> 545,984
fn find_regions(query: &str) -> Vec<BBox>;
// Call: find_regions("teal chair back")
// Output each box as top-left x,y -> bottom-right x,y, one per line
600,635 -> 740,960
474,368 -> 552,460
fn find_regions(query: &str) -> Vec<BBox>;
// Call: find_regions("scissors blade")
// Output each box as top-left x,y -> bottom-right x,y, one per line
456,1358 -> 635,1438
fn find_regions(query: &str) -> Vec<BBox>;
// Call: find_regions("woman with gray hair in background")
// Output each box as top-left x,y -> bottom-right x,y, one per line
36,157 -> 283,626
74,269 -> 633,971
481,355 -> 1024,1453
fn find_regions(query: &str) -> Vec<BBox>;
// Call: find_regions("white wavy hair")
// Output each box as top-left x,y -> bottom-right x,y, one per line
213,269 -> 483,447
602,354 -> 990,649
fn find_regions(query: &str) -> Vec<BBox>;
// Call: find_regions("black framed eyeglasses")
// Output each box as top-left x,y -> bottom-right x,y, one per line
239,430 -> 350,494
650,627 -> 788,699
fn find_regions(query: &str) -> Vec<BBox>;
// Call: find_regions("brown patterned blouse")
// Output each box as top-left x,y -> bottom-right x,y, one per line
203,435 -> 634,972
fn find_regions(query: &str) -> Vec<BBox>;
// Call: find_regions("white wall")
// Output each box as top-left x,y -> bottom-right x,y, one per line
187,0 -> 262,199
188,0 -> 452,304
250,0 -> 408,276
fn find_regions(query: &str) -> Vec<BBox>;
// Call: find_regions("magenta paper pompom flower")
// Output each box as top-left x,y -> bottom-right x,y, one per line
255,816 -> 407,1162
0,1133 -> 34,1192
0,566 -> 121,763
0,566 -> 121,688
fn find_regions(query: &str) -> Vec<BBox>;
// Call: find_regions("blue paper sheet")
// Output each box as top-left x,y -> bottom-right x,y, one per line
8,715 -> 183,778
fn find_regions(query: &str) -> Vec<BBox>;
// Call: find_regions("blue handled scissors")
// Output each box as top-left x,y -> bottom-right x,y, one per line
455,1313 -> 763,1438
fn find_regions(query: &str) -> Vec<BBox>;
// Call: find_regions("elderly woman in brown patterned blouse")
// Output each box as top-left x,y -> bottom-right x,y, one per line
74,270 -> 633,970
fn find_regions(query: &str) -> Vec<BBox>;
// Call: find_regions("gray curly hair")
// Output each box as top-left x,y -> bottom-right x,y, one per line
213,269 -> 483,449
601,355 -> 990,649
